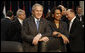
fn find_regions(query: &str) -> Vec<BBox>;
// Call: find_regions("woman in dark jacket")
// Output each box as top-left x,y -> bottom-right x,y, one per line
46,7 -> 69,52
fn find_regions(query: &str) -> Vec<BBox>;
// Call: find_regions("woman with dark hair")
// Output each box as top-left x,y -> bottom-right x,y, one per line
46,7 -> 69,52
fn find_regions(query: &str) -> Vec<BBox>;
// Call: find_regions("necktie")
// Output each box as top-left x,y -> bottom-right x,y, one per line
36,20 -> 39,31
79,15 -> 82,21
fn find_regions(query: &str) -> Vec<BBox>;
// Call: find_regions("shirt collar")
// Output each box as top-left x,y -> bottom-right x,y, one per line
18,18 -> 23,25
32,15 -> 40,21
70,16 -> 76,23
6,16 -> 11,20
78,14 -> 82,16
34,17 -> 40,22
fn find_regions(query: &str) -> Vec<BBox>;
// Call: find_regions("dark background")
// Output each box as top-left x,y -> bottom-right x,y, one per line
1,0 -> 80,18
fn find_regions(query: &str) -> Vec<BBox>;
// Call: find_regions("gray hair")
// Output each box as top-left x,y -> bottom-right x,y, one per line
32,3 -> 43,11
16,9 -> 25,16
67,9 -> 75,15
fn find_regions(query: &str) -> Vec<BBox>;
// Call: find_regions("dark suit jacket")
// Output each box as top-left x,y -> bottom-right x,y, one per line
10,17 -> 22,43
61,15 -> 69,24
1,41 -> 23,52
1,18 -> 12,41
76,14 -> 84,24
22,16 -> 52,45
68,17 -> 84,52
48,20 -> 69,38
47,20 -> 69,52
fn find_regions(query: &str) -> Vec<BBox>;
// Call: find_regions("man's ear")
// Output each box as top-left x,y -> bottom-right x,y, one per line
18,15 -> 20,18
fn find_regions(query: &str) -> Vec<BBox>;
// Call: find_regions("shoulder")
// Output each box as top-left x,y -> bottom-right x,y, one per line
23,16 -> 33,24
75,18 -> 80,23
12,17 -> 18,22
41,18 -> 49,23
73,18 -> 82,26
12,18 -> 20,25
60,21 -> 67,25
25,16 -> 33,21
1,18 -> 11,23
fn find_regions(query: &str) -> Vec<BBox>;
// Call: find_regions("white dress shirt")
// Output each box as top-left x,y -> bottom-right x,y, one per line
34,17 -> 40,27
69,16 -> 76,32
34,17 -> 42,37
78,14 -> 82,21
18,18 -> 23,25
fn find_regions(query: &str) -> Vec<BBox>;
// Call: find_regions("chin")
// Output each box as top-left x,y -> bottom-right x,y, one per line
55,18 -> 60,20
37,16 -> 42,18
36,17 -> 40,19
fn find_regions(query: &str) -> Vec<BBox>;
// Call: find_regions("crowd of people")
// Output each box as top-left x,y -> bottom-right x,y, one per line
1,3 -> 84,52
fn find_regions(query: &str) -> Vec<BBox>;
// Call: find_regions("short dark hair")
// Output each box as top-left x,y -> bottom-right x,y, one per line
76,6 -> 81,10
6,10 -> 13,17
56,7 -> 62,12
52,7 -> 62,14
67,9 -> 75,14
69,9 -> 75,13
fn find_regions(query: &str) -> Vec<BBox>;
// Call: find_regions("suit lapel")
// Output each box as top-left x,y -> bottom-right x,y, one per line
15,18 -> 21,31
70,18 -> 77,33
38,19 -> 43,33
52,21 -> 58,31
30,16 -> 38,33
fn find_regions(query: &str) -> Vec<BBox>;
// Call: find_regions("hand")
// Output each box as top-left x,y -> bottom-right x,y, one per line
60,34 -> 69,44
39,37 -> 49,42
53,31 -> 59,36
32,37 -> 39,45
32,33 -> 42,45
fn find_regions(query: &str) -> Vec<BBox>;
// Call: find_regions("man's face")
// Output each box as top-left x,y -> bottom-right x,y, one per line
54,9 -> 62,21
77,8 -> 82,14
62,7 -> 66,15
32,6 -> 43,19
66,11 -> 73,20
18,12 -> 26,20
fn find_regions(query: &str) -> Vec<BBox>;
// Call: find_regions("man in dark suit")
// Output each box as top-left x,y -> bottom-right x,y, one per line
22,3 -> 51,52
66,9 -> 84,52
76,6 -> 84,29
76,6 -> 84,23
11,9 -> 26,43
1,10 -> 14,41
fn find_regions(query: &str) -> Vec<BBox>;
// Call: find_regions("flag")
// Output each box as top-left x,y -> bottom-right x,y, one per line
48,1 -> 51,12
3,2 -> 6,18
72,1 -> 74,10
29,1 -> 32,15
10,1 -> 12,11
18,1 -> 19,9
67,1 -> 69,9
23,1 -> 25,10
42,1 -> 45,18
29,5 -> 31,13
48,9 -> 51,13
54,1 -> 56,6
46,1 -> 51,18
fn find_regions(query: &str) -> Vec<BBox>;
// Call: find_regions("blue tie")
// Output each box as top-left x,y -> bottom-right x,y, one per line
36,20 -> 39,31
